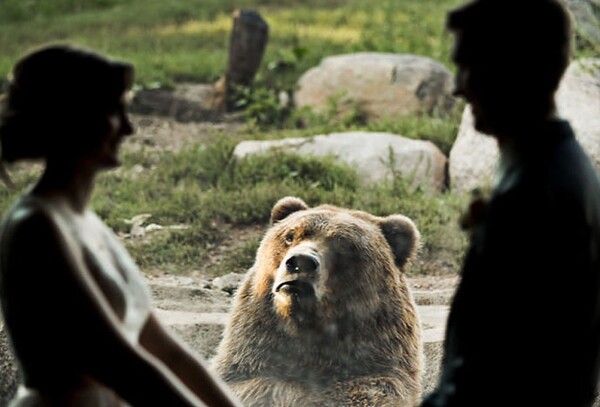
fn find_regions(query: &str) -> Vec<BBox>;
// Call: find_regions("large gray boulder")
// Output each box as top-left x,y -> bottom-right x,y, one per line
295,53 -> 456,121
449,58 -> 600,192
233,132 -> 448,193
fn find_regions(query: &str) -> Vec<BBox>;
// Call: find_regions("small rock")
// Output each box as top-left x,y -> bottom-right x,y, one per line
212,273 -> 245,294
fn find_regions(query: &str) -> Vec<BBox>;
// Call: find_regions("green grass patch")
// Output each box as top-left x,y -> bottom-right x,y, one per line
84,141 -> 467,275
0,0 -> 595,87
0,148 -> 467,277
0,0 -> 466,88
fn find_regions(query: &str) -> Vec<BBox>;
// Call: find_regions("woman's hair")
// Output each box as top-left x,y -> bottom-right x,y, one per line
0,44 -> 134,163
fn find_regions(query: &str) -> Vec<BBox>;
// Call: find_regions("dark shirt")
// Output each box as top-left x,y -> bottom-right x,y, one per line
423,120 -> 600,407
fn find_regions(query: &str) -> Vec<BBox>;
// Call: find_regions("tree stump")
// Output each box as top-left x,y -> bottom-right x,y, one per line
213,9 -> 269,112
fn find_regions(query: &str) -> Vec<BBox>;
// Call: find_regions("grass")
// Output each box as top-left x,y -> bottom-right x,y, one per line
0,0 -> 595,87
2,0 -> 592,278
0,136 -> 467,277
0,130 -> 468,277
0,0 -> 464,88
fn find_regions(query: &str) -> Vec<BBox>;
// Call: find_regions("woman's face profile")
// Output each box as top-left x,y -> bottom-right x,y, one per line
85,93 -> 134,169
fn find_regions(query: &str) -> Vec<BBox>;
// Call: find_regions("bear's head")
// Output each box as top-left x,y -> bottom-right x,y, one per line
250,196 -> 420,335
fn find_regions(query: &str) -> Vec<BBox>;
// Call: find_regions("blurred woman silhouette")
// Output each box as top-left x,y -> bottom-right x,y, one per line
0,44 -> 242,407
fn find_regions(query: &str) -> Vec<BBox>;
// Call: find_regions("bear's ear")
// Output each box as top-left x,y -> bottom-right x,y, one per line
379,215 -> 420,270
271,196 -> 309,224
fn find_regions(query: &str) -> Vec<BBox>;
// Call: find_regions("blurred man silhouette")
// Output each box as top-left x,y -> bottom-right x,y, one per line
421,1 -> 600,406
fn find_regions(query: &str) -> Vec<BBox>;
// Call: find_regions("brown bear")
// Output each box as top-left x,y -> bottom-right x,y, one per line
212,197 -> 423,407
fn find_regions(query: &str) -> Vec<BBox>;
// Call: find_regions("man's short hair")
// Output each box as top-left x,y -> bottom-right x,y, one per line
447,0 -> 572,93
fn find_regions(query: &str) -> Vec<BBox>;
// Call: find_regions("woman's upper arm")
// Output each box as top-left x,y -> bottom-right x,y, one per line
140,312 -> 244,407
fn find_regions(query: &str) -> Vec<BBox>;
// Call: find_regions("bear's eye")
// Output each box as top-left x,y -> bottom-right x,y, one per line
284,231 -> 295,245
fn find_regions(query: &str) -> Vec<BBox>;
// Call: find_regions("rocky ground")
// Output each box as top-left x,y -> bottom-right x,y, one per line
146,271 -> 456,402
0,270 -> 457,405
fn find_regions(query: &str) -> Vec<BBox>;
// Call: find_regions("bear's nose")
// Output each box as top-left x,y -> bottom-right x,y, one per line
285,254 -> 319,274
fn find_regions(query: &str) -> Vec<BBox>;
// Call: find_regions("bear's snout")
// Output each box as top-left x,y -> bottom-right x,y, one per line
273,247 -> 321,299
285,253 -> 319,274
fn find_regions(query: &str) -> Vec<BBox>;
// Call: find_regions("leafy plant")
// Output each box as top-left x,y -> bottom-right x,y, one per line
232,85 -> 291,128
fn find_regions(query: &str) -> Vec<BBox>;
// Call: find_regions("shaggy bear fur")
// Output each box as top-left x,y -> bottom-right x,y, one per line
212,197 -> 423,406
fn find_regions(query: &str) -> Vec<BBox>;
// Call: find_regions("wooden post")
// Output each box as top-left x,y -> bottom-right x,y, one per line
213,9 -> 269,112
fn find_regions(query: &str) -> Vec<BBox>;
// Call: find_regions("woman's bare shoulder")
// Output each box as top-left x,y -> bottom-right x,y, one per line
1,196 -> 61,242
0,195 -> 81,276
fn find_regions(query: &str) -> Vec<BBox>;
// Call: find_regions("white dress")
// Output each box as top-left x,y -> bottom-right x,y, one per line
0,195 -> 153,406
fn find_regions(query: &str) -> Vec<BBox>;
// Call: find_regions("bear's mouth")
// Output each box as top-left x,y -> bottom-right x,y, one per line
274,280 -> 316,297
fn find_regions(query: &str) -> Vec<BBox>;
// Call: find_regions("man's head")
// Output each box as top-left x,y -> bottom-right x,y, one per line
447,0 -> 572,136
